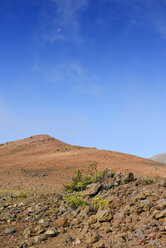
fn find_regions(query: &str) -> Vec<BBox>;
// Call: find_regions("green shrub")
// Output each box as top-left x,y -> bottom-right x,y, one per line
64,170 -> 88,192
64,168 -> 109,193
17,191 -> 27,198
67,191 -> 87,209
64,181 -> 76,192
92,171 -> 104,183
72,170 -> 83,184
146,176 -> 153,184
91,196 -> 109,210
76,181 -> 85,191
82,174 -> 93,184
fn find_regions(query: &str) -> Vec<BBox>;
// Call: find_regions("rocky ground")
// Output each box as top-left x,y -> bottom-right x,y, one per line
0,170 -> 166,248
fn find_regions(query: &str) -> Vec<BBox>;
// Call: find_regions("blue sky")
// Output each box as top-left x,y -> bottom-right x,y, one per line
1,0 -> 166,158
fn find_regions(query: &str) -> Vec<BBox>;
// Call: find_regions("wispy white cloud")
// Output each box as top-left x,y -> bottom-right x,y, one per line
40,0 -> 89,43
36,62 -> 103,97
106,0 -> 166,39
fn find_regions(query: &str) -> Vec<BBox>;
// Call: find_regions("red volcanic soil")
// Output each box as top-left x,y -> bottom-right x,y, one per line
0,135 -> 165,192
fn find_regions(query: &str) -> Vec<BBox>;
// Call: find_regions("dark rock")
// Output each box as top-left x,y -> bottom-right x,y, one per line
41,206 -> 49,212
17,242 -> 28,248
5,228 -> 16,235
65,234 -> 73,246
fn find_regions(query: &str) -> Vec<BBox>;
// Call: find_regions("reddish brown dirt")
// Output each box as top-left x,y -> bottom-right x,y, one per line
0,135 -> 165,192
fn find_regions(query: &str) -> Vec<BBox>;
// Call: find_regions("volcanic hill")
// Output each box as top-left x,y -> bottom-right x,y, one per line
0,134 -> 165,192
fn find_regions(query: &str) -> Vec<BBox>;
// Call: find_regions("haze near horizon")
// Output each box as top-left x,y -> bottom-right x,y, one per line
1,0 -> 166,158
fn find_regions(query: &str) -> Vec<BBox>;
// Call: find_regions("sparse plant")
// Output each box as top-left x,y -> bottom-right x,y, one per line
72,170 -> 83,184
91,196 -> 109,210
17,191 -> 27,198
112,170 -> 116,176
64,168 -> 111,192
146,176 -> 153,184
75,181 -> 85,191
92,170 -> 104,183
67,191 -> 87,209
64,170 -> 84,192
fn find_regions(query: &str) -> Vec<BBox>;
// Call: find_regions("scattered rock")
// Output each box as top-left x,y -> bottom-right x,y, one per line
121,171 -> 134,184
83,183 -> 102,197
149,239 -> 160,246
160,176 -> 166,187
56,217 -> 68,227
38,218 -> 44,224
93,240 -> 106,248
161,191 -> 166,198
1,171 -> 166,248
74,238 -> 81,245
5,228 -> 16,235
32,236 -> 40,244
136,176 -> 153,186
155,210 -> 166,219
96,207 -> 112,222
44,229 -> 59,238
86,232 -> 101,244
135,229 -> 146,239
65,234 -> 73,246
157,199 -> 166,209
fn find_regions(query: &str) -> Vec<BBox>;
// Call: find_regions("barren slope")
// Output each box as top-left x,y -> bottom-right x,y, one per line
0,135 -> 165,192
150,153 -> 166,164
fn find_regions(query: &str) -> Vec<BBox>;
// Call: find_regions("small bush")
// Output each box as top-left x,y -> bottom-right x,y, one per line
64,170 -> 89,192
75,181 -> 86,191
67,191 -> 87,209
73,170 -> 83,184
112,170 -> 116,176
146,176 -> 153,184
92,171 -> 105,183
17,191 -> 27,198
64,181 -> 77,192
64,168 -> 110,193
82,174 -> 93,185
91,196 -> 109,210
